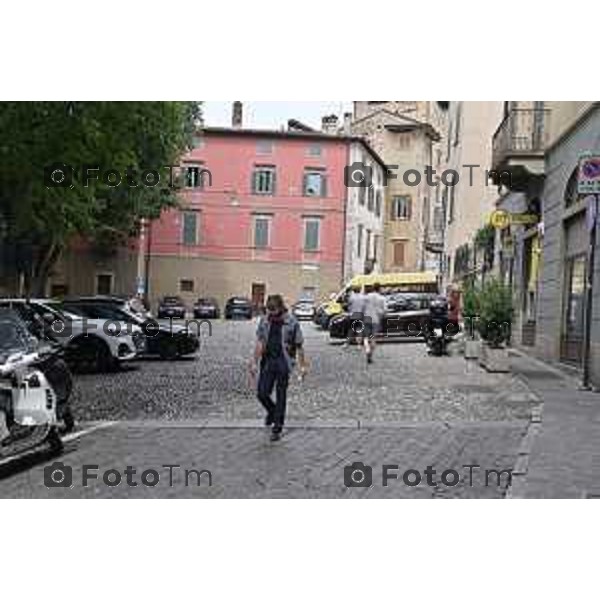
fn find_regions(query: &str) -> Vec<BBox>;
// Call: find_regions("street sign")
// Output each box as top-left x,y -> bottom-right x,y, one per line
490,209 -> 510,230
490,209 -> 537,229
578,155 -> 600,194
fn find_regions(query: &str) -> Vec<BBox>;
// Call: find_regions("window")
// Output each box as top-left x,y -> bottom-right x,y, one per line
185,163 -> 207,188
357,224 -> 364,257
390,195 -> 412,220
253,215 -> 271,248
365,229 -> 372,259
564,168 -> 580,208
367,186 -> 375,211
252,167 -> 276,194
180,279 -> 194,293
303,170 -> 326,197
96,273 -> 113,295
373,235 -> 379,261
182,211 -> 199,246
50,284 -> 69,298
256,140 -> 273,154
307,143 -> 322,157
375,190 -> 382,217
304,218 -> 320,251
392,241 -> 406,267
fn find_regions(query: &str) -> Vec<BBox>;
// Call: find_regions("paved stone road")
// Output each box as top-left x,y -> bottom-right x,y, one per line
0,321 -> 538,498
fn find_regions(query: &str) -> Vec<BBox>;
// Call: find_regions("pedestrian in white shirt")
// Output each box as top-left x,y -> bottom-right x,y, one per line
362,283 -> 387,364
344,287 -> 366,347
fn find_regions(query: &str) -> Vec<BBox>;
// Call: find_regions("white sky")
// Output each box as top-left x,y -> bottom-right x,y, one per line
203,101 -> 353,130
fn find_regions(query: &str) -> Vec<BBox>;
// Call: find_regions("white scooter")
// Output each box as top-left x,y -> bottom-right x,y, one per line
0,312 -> 71,459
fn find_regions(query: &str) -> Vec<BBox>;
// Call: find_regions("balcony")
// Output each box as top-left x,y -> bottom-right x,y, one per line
491,107 -> 549,189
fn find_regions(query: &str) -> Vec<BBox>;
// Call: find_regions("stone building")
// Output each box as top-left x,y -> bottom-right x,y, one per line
351,101 -> 448,274
534,102 -> 600,381
442,101 -> 504,289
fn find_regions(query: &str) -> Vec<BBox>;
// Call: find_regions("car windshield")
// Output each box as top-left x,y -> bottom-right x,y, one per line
0,315 -> 27,356
62,303 -> 140,322
232,298 -> 249,305
163,297 -> 182,305
38,301 -> 71,320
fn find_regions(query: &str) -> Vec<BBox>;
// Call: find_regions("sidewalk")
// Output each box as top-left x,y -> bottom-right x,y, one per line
507,350 -> 600,498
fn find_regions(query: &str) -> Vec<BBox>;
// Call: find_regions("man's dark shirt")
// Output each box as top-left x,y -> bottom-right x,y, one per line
265,319 -> 284,359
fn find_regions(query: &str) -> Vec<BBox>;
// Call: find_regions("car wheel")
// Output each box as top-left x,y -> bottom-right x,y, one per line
72,337 -> 112,373
159,338 -> 180,360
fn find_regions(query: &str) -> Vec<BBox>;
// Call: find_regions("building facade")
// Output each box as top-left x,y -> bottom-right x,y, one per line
141,116 -> 385,311
442,101 -> 504,289
534,102 -> 600,382
351,101 -> 447,275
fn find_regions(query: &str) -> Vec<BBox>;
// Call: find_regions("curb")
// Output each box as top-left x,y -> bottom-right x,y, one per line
505,390 -> 544,499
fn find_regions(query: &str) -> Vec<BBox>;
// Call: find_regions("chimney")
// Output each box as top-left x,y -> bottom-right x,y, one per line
232,101 -> 243,128
321,114 -> 339,135
343,112 -> 352,135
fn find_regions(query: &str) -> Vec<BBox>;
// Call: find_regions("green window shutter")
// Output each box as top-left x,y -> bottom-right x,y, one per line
182,212 -> 197,246
305,220 -> 319,251
254,218 -> 269,248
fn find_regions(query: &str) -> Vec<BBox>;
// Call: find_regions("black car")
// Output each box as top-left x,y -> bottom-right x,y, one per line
329,293 -> 440,340
224,297 -> 253,320
157,296 -> 187,319
193,297 -> 220,319
61,298 -> 200,360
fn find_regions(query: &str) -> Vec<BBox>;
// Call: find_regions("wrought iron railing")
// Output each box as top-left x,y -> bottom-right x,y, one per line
492,107 -> 549,169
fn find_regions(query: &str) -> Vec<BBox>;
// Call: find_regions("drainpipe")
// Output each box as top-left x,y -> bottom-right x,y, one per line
341,143 -> 350,286
143,219 -> 153,310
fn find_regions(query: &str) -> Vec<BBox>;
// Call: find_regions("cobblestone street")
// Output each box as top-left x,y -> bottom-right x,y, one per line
0,321 -> 539,498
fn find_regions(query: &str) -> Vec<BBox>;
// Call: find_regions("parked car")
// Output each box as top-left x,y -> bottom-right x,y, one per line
193,297 -> 220,319
224,297 -> 253,320
329,293 -> 443,340
292,300 -> 316,321
157,296 -> 187,319
0,299 -> 143,373
60,297 -> 200,360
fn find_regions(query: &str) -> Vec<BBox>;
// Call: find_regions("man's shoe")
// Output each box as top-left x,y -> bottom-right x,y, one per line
265,414 -> 274,427
270,428 -> 282,442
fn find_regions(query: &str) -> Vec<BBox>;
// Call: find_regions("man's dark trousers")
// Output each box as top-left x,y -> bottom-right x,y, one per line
257,356 -> 290,430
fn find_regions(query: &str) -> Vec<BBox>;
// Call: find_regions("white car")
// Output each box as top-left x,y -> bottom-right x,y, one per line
0,299 -> 144,373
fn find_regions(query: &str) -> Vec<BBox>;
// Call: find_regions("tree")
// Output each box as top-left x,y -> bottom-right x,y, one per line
0,101 -> 202,295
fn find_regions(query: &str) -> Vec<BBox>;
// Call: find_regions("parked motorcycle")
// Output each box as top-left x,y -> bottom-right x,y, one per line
425,298 -> 453,357
0,310 -> 73,460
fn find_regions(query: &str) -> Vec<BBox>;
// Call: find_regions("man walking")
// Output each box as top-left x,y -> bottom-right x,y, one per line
250,294 -> 306,441
362,283 -> 386,364
345,286 -> 366,347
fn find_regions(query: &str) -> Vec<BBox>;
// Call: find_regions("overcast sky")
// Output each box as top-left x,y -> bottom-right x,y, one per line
203,101 -> 353,130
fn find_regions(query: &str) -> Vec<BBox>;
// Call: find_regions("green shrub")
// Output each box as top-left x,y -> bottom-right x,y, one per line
477,278 -> 514,348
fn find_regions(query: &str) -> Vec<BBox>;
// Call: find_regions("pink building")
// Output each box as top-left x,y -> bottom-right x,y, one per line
146,122 -> 385,311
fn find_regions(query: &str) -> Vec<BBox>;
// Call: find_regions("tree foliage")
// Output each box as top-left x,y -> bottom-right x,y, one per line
0,101 -> 202,294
